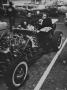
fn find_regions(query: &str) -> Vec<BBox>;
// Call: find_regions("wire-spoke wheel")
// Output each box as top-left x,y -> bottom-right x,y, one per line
12,61 -> 28,87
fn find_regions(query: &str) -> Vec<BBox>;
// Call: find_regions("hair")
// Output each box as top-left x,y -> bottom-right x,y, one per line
9,1 -> 13,6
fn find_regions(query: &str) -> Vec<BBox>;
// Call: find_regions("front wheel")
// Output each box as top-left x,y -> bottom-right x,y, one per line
6,61 -> 28,89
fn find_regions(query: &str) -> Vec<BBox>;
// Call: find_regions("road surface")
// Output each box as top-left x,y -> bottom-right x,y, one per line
41,40 -> 67,90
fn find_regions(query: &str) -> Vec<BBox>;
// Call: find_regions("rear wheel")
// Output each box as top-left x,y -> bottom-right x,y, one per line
52,31 -> 63,51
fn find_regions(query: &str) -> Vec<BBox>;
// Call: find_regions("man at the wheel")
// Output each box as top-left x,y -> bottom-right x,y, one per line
38,13 -> 53,29
37,13 -> 53,50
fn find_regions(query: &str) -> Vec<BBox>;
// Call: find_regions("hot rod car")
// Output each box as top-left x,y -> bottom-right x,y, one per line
0,24 -> 63,88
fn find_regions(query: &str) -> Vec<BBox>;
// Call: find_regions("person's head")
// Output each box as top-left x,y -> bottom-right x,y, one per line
37,10 -> 40,15
24,21 -> 27,25
18,25 -> 21,28
42,13 -> 47,19
27,13 -> 31,17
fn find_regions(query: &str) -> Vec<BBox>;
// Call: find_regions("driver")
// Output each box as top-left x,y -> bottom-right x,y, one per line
41,13 -> 53,28
37,13 -> 53,50
38,13 -> 53,29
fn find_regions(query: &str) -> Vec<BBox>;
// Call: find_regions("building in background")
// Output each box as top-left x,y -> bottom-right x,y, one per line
6,0 -> 67,6
7,0 -> 56,4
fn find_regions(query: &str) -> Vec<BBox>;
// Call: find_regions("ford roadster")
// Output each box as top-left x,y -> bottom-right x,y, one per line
0,24 -> 63,88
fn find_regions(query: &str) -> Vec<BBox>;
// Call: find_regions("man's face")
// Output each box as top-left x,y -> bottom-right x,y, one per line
42,14 -> 47,19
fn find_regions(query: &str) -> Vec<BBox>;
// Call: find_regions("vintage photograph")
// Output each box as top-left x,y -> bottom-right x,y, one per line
0,0 -> 67,90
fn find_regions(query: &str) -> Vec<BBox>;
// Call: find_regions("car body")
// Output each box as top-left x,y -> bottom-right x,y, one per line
0,21 -> 63,89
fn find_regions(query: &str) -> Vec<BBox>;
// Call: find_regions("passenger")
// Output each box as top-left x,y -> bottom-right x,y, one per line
23,12 -> 35,30
27,12 -> 32,25
21,21 -> 28,29
27,12 -> 35,26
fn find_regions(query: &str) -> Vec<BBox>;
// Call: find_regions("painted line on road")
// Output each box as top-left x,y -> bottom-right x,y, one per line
34,38 -> 67,90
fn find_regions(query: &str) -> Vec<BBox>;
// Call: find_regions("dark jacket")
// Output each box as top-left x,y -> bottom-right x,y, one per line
42,17 -> 53,28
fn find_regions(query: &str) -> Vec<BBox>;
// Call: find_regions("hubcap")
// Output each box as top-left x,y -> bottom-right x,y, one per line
15,65 -> 25,80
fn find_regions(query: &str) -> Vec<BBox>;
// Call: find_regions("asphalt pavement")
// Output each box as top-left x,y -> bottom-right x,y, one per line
41,41 -> 67,90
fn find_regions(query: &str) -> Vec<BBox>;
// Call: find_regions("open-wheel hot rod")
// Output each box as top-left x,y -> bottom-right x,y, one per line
0,24 -> 63,89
